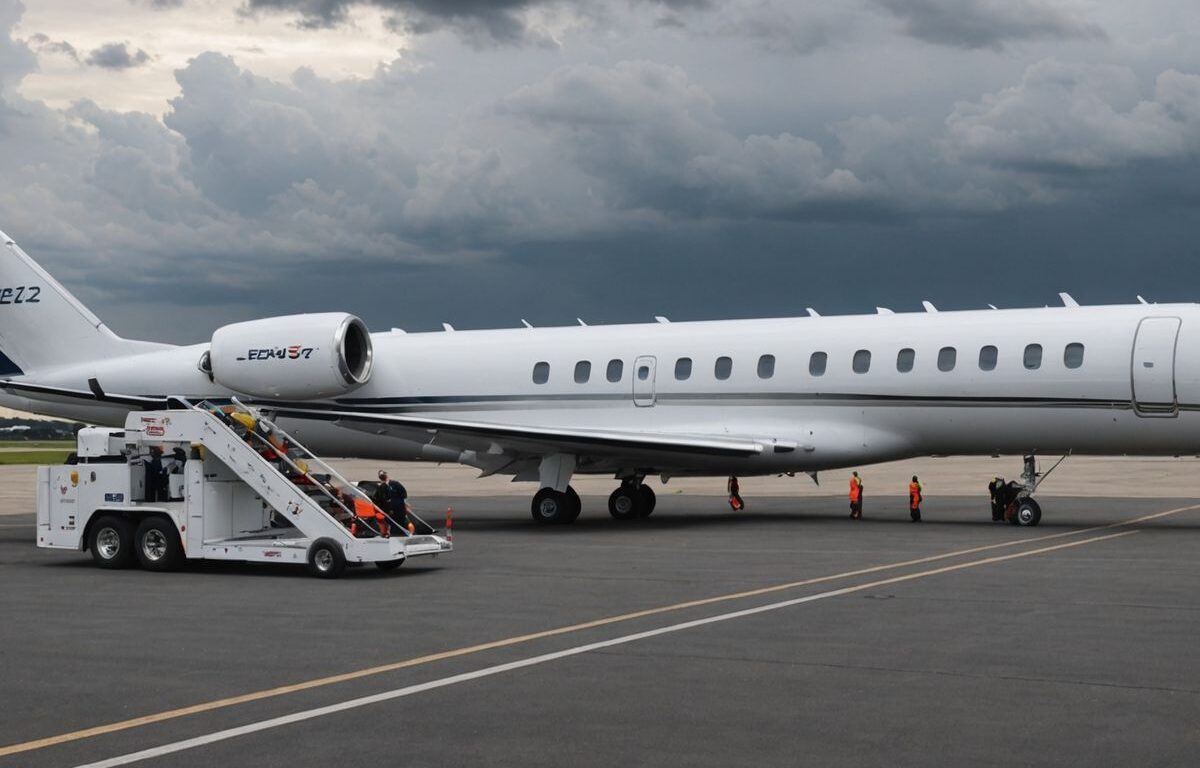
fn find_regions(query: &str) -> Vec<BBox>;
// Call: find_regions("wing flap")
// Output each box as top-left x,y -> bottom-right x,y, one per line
272,406 -> 766,459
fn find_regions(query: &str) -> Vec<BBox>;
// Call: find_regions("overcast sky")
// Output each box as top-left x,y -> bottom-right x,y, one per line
1,0 -> 1198,343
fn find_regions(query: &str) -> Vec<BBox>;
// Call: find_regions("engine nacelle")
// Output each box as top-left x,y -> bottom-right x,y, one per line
207,313 -> 373,399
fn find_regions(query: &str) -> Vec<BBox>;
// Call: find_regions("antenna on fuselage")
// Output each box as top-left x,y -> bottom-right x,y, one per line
806,308 -> 820,317
654,316 -> 670,323
1058,292 -> 1079,307
922,301 -> 938,313
1136,296 -> 1150,305
577,318 -> 588,326
442,323 -> 455,332
987,304 -> 998,310
520,319 -> 533,328
876,307 -> 894,315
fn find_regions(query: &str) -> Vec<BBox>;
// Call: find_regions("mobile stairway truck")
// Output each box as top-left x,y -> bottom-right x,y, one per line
35,399 -> 452,578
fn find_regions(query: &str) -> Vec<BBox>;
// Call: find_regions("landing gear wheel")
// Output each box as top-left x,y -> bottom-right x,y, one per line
306,538 -> 346,578
1015,498 -> 1042,527
564,486 -> 582,523
637,485 -> 656,518
608,486 -> 643,520
89,515 -> 134,569
531,488 -> 574,525
375,559 -> 404,572
134,516 -> 183,571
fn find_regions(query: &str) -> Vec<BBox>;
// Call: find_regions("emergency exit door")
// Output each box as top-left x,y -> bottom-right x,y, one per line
633,355 -> 657,407
1131,317 -> 1181,416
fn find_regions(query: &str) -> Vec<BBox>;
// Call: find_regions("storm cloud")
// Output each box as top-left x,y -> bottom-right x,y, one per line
2,0 -> 1200,342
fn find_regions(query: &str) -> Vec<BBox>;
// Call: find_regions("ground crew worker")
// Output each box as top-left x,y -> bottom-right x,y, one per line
727,476 -> 744,511
988,477 -> 1005,522
909,475 -> 923,522
849,471 -> 863,519
374,470 -> 410,531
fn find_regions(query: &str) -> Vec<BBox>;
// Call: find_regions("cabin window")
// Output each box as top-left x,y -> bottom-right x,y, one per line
852,349 -> 871,374
1024,344 -> 1043,370
757,354 -> 776,379
809,352 -> 828,376
896,348 -> 915,373
979,345 -> 998,371
937,346 -> 957,372
714,356 -> 732,380
675,357 -> 693,381
574,361 -> 591,384
637,364 -> 651,381
532,361 -> 550,384
1064,343 -> 1085,369
606,359 -> 623,382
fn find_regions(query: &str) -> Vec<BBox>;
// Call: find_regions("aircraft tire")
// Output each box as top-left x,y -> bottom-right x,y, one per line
306,538 -> 347,578
637,485 -> 656,517
89,514 -> 135,569
134,516 -> 183,571
1015,498 -> 1042,527
608,486 -> 642,520
532,488 -> 573,525
564,486 -> 582,523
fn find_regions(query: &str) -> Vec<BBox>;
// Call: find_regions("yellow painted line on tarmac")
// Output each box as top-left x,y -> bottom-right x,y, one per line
1,503 -> 1195,760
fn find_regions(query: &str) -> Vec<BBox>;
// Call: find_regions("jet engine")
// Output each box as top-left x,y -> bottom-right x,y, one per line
206,313 -> 373,399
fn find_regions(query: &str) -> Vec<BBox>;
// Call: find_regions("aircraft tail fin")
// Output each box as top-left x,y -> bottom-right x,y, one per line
0,230 -> 159,375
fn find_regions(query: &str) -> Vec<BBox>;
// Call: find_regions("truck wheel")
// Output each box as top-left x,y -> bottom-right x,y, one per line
307,538 -> 346,578
89,515 -> 134,569
1015,498 -> 1042,527
135,517 -> 183,571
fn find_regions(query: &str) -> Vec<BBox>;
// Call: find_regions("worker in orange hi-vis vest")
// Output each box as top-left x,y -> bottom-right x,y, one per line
909,475 -> 923,523
848,471 -> 863,520
727,475 -> 745,511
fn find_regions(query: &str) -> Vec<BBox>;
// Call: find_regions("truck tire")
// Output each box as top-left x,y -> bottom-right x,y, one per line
307,538 -> 346,578
134,516 -> 183,571
89,515 -> 135,569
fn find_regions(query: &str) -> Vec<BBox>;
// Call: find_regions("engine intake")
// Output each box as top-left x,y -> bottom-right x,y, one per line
208,313 -> 373,399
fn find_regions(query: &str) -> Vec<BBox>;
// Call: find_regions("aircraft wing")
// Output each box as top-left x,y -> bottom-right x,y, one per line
0,379 -> 171,409
270,406 -> 770,460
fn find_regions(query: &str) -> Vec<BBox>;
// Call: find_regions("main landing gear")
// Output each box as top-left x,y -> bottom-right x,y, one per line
608,479 -> 656,520
531,486 -> 581,525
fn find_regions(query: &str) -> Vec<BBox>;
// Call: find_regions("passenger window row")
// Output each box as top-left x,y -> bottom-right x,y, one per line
532,343 -> 1084,383
532,354 -> 777,384
813,342 -> 1084,376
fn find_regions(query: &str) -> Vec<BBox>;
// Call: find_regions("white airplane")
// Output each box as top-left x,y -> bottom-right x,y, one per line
0,229 -> 1195,526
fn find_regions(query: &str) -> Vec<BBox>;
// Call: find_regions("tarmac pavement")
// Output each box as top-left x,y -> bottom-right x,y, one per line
1,491 -> 1198,767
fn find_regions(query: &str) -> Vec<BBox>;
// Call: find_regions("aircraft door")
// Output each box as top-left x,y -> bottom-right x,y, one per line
1131,317 -> 1181,416
633,355 -> 657,407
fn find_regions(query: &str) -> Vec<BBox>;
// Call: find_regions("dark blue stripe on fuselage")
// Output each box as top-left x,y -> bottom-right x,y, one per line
0,351 -> 23,377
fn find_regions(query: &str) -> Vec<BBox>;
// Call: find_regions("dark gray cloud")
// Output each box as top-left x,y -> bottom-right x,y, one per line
26,32 -> 79,61
243,0 -> 547,45
85,41 -> 152,69
873,0 -> 1106,50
